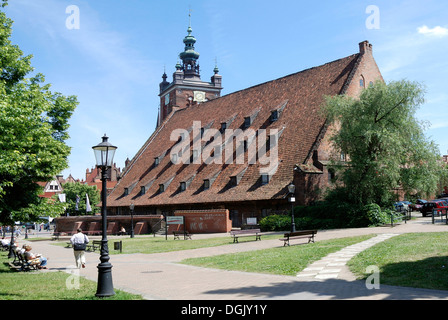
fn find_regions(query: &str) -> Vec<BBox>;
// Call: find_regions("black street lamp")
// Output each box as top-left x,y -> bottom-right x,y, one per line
129,203 -> 135,238
92,134 -> 117,298
288,183 -> 296,232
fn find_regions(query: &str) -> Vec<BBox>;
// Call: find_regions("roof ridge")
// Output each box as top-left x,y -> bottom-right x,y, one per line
217,53 -> 359,100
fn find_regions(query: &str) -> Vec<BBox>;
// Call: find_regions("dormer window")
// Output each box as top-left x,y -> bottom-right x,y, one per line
270,110 -> 278,122
140,186 -> 146,195
180,181 -> 187,192
203,179 -> 210,190
159,184 -> 165,193
191,149 -> 199,163
261,174 -> 270,185
177,132 -> 185,142
243,116 -> 251,129
154,157 -> 160,167
220,122 -> 227,133
124,188 -> 129,196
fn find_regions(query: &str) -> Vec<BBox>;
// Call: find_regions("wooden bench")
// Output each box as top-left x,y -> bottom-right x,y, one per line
173,230 -> 192,240
280,230 -> 318,246
52,232 -> 68,241
230,229 -> 262,243
9,249 -> 39,271
86,240 -> 102,252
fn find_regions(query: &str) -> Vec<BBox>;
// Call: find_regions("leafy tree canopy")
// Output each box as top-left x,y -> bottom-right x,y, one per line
323,80 -> 444,206
61,182 -> 101,216
0,1 -> 78,224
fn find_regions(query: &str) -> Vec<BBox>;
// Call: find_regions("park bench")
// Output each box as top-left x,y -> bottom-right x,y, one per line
52,232 -> 68,241
86,240 -> 102,252
66,240 -> 102,252
280,230 -> 318,246
173,230 -> 192,240
9,249 -> 39,271
230,229 -> 262,243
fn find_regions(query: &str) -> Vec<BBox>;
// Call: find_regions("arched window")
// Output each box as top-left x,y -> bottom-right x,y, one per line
360,76 -> 365,88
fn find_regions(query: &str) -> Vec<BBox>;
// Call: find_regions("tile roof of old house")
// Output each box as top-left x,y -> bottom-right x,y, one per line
108,51 -> 362,208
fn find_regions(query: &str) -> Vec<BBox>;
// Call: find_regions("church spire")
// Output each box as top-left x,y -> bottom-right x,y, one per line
179,10 -> 200,79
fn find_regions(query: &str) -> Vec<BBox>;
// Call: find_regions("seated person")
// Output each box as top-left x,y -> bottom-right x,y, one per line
23,245 -> 48,269
118,226 -> 126,235
1,237 -> 10,250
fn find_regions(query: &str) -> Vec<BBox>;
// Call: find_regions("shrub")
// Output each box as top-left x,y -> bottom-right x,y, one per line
259,215 -> 290,231
259,201 -> 392,231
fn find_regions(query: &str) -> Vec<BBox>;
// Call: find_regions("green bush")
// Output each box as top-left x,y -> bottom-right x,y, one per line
363,203 -> 389,226
259,215 -> 291,231
259,201 -> 392,232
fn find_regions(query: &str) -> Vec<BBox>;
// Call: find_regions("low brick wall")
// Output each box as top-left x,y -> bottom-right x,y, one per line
169,209 -> 232,234
54,215 -> 163,235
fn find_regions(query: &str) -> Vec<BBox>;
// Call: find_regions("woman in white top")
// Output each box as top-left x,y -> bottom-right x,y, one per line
70,228 -> 89,268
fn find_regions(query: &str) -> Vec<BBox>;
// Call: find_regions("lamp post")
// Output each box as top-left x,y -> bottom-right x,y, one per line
129,203 -> 135,238
288,183 -> 296,232
92,134 -> 117,298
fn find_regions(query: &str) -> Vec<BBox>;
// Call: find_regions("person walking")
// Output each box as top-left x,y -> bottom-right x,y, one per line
70,228 -> 89,268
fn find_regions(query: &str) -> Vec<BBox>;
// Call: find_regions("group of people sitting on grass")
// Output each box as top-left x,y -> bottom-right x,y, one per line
2,237 -> 48,269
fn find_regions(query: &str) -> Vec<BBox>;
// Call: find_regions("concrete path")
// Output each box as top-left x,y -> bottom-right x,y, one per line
296,233 -> 399,280
23,216 -> 448,300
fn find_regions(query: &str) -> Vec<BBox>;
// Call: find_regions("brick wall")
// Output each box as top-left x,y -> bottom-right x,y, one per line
170,209 -> 232,233
54,215 -> 163,235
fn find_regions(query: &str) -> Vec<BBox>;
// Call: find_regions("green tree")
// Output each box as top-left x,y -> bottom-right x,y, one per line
0,1 -> 77,224
323,80 -> 442,206
61,182 -> 101,216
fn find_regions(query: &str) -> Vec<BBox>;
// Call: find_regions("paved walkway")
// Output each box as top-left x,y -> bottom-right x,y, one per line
24,216 -> 448,300
296,233 -> 399,280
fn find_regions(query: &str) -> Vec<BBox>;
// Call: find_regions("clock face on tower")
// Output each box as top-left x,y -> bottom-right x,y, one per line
193,91 -> 206,102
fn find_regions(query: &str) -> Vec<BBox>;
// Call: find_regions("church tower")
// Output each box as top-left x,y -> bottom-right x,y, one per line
157,15 -> 223,127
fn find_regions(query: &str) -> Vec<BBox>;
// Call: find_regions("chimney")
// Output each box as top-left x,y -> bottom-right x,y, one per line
359,40 -> 372,55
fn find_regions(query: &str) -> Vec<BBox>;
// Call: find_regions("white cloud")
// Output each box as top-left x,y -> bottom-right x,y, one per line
417,25 -> 448,37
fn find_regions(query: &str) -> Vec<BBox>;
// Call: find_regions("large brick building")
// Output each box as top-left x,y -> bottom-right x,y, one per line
106,24 -> 383,228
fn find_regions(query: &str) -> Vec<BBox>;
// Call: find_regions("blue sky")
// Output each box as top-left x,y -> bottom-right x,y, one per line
4,0 -> 448,180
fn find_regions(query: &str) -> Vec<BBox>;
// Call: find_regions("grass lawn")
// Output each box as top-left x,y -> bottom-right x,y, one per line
54,233 -> 282,254
348,232 -> 448,291
0,253 -> 143,300
181,235 -> 375,276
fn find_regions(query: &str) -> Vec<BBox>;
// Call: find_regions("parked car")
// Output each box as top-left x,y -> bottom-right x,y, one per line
421,200 -> 448,217
437,198 -> 448,206
394,201 -> 412,212
409,199 -> 427,212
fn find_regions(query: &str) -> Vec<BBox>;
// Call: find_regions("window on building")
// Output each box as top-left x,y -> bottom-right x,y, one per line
220,122 -> 227,133
124,188 -> 129,196
203,179 -> 210,190
154,157 -> 160,167
243,116 -> 251,129
328,168 -> 336,183
140,186 -> 146,195
180,182 -> 186,192
230,176 -> 241,186
270,110 -> 278,122
261,174 -> 270,185
159,184 -> 165,193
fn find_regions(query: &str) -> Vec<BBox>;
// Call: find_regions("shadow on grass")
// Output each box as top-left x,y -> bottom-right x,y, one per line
358,256 -> 448,291
1,261 -> 19,273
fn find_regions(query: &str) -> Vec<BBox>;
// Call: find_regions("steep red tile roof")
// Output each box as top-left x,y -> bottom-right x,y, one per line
108,53 -> 361,208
